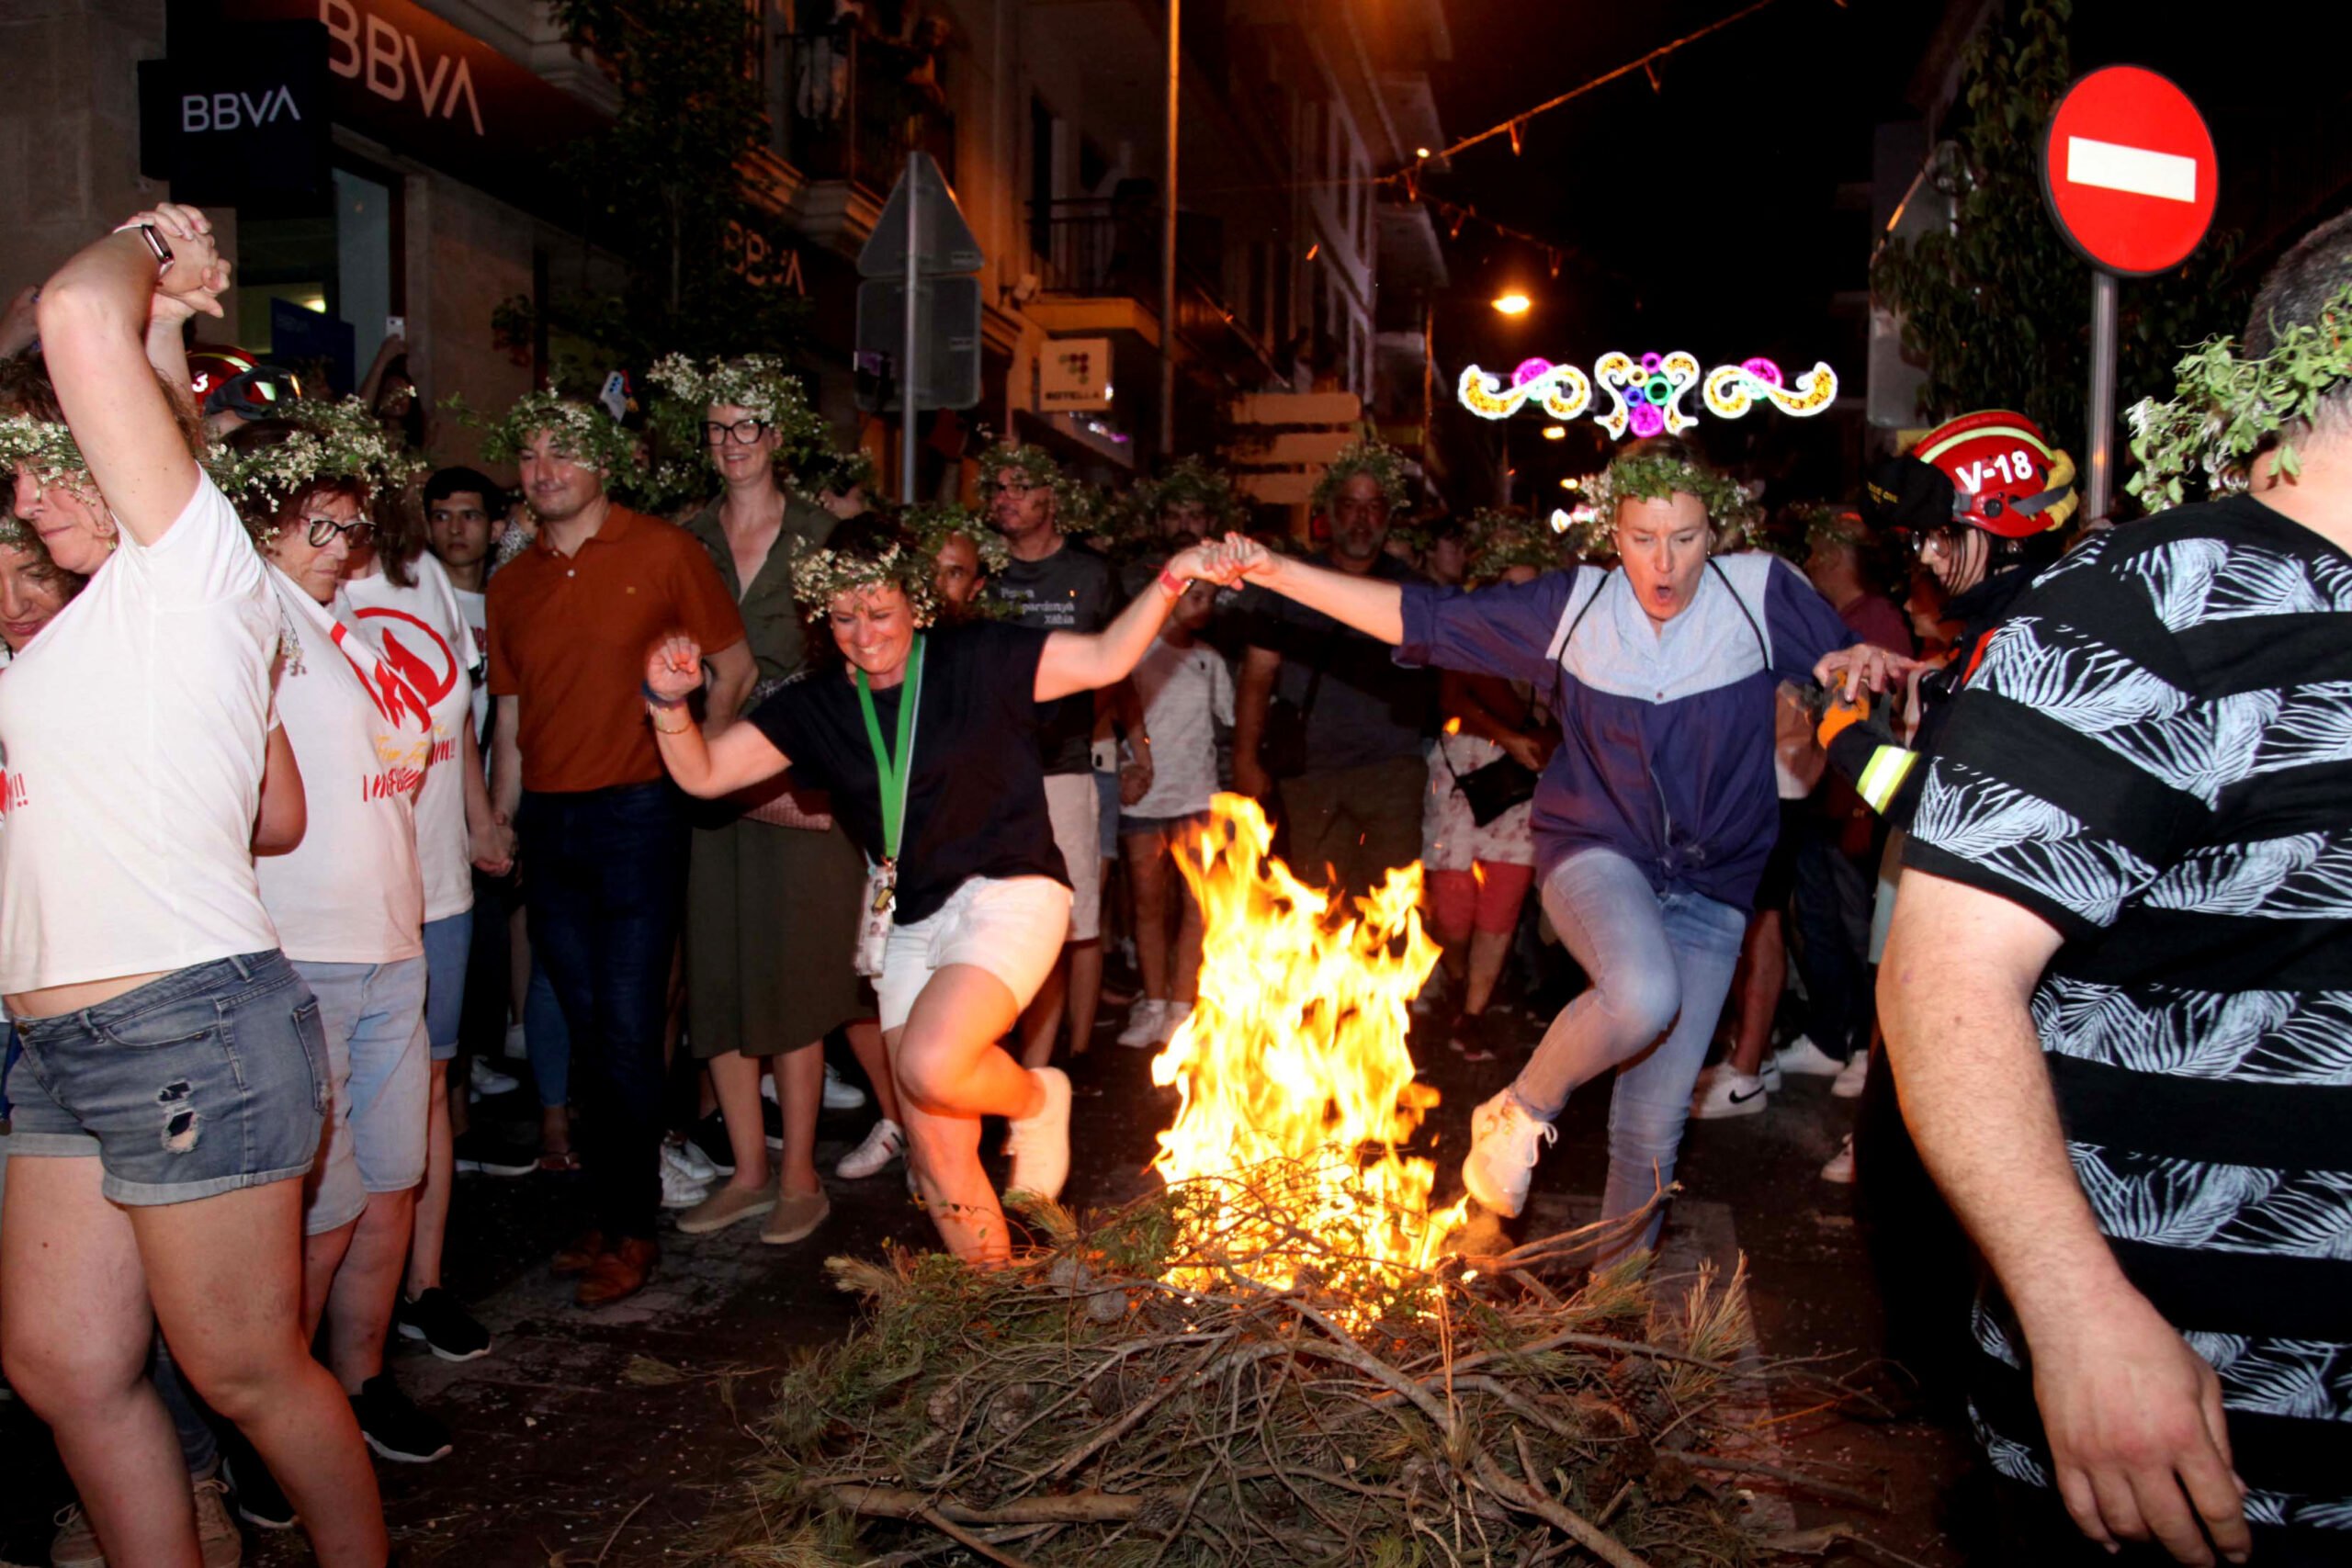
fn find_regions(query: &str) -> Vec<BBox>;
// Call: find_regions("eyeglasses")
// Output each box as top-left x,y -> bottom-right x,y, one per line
305,516 -> 372,548
1910,526 -> 1958,559
703,418 -> 771,446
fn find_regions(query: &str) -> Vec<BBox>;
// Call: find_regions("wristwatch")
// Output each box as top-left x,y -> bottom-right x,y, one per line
116,222 -> 174,268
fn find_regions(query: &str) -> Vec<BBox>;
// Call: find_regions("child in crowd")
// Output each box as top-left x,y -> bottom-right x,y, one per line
1115,571 -> 1232,1048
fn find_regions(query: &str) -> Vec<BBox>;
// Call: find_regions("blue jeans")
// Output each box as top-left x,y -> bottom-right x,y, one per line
517,782 -> 688,1243
1516,850 -> 1747,1255
422,910 -> 474,1063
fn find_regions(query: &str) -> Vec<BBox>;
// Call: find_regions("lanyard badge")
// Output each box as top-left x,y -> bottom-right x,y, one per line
852,636 -> 925,976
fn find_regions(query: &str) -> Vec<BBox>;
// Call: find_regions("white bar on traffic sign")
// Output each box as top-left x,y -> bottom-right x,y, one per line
2065,135 -> 2198,202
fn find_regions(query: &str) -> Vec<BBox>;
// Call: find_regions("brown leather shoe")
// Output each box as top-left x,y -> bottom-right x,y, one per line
551,1230 -> 605,1276
575,1237 -> 657,1307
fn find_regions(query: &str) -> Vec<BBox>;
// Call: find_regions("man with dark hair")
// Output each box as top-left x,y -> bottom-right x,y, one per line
486,405 -> 753,1305
1882,214 -> 2352,1565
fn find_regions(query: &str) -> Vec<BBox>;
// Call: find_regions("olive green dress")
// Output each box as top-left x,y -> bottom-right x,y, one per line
684,496 -> 870,1058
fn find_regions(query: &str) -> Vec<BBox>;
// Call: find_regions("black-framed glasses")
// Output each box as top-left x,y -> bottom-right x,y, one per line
305,516 -> 372,548
703,418 -> 771,446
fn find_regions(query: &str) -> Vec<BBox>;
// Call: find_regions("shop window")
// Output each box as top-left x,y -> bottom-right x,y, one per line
233,165 -> 400,396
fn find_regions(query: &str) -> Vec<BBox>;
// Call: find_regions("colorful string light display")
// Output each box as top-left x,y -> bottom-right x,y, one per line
1457,352 -> 1838,437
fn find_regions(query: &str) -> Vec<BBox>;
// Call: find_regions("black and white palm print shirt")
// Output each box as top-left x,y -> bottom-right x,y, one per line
1905,495 -> 2352,1541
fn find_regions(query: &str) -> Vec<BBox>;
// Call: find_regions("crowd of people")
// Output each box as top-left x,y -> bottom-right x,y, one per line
0,197 -> 2345,1568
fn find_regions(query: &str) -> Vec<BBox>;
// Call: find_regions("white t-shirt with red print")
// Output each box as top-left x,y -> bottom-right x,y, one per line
345,552 -> 479,921
0,474 -> 282,993
259,570 -> 428,964
451,581 -> 489,741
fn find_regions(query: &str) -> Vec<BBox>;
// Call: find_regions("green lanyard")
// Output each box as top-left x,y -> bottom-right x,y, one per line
854,635 -> 926,864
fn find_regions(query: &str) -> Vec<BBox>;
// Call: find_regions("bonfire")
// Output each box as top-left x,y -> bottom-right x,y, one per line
705,797 -> 1778,1567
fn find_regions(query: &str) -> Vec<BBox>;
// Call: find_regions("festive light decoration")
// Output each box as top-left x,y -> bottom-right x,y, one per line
1456,351 -> 1839,438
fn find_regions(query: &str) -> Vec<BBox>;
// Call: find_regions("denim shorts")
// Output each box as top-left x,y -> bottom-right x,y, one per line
3,951 -> 328,1207
296,956 -> 430,1236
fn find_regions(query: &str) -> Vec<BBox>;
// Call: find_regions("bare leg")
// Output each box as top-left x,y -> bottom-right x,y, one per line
1016,952 -> 1069,1069
705,1049 -> 774,1190
1124,829 -> 1172,1001
892,965 -> 1046,1264
301,1218 -> 358,1340
1727,909 -> 1784,1077
773,1041 -> 824,1198
1,1156 -> 201,1568
1170,872 -> 1205,1009
133,1181 -> 390,1566
407,1058 -> 456,1296
1066,939 -> 1103,1055
1464,927 -> 1513,1016
845,1019 -> 900,1126
325,1188 -> 415,1392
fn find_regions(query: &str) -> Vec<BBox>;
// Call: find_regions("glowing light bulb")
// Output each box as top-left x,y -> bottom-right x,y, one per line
1541,424 -> 1566,441
1492,293 -> 1532,316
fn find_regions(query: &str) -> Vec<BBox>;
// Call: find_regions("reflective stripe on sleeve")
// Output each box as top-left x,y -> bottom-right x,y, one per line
1856,744 -> 1921,815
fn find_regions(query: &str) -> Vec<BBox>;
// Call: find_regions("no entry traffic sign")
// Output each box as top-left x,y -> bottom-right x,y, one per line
2041,65 -> 2218,276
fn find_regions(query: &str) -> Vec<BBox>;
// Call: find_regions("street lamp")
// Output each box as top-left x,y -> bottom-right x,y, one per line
1541,424 -> 1565,441
1492,293 -> 1532,315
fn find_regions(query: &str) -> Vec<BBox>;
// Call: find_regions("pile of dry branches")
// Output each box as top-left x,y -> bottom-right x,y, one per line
695,1165 -> 1799,1567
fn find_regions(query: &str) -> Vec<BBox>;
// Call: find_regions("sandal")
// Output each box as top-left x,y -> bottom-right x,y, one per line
1447,1013 -> 1500,1064
537,1148 -> 582,1173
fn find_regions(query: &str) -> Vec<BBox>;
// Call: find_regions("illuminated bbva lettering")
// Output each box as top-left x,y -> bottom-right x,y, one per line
319,0 -> 486,136
181,87 -> 304,131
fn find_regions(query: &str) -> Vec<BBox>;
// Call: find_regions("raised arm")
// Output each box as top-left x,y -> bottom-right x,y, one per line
36,203 -> 228,544
1223,536 -> 1404,644
1034,542 -> 1225,703
643,635 -> 792,797
1880,874 -> 2248,1565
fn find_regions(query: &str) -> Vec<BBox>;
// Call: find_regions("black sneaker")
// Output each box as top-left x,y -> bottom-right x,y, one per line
223,1438 -> 297,1530
686,1111 -> 737,1176
762,1095 -> 786,1151
452,1129 -> 537,1177
351,1374 -> 453,1463
395,1286 -> 492,1362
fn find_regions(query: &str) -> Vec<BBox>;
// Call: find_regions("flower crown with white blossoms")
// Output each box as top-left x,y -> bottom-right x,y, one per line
206,397 -> 425,540
975,440 -> 1099,533
2128,279 -> 2352,508
447,385 -> 645,481
904,501 -> 1008,573
646,353 -> 831,475
1464,507 -> 1561,581
0,413 -> 89,491
1311,437 -> 1410,513
787,535 -> 942,626
1585,449 -> 1760,541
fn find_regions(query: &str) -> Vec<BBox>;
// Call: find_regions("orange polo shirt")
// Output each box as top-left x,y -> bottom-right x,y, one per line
486,504 -> 747,794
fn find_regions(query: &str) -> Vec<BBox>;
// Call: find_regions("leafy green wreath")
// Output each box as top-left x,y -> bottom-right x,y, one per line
446,386 -> 645,485
903,501 -> 1008,574
974,441 -> 1097,534
1463,507 -> 1563,581
206,397 -> 427,540
1310,437 -> 1410,513
645,354 -> 831,481
2128,280 -> 2352,508
786,534 -> 941,627
0,413 -> 89,491
1585,451 -> 1760,544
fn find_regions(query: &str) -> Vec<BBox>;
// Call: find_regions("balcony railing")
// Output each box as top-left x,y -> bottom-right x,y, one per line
1026,197 -> 1281,383
774,25 -> 955,196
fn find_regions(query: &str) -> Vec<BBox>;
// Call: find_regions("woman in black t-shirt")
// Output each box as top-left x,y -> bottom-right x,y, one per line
643,517 -> 1228,1262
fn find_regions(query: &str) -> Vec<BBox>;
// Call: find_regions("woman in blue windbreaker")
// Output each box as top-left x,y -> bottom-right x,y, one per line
1216,437 -> 1912,1254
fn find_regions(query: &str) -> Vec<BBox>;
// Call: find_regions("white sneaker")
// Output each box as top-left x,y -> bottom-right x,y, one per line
1116,998 -> 1169,1048
837,1117 -> 906,1179
822,1065 -> 867,1111
1461,1088 -> 1556,1218
1831,1048 -> 1870,1099
1158,1001 -> 1193,1044
1690,1066 -> 1771,1120
1771,1034 -> 1845,1077
1760,1056 -> 1784,1093
1005,1066 -> 1072,1201
662,1134 -> 718,1186
469,1056 -> 519,1097
1821,1133 -> 1856,1184
660,1157 -> 709,1210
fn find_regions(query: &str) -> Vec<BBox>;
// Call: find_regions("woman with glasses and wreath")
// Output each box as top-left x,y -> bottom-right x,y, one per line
0,205 -> 393,1565
645,355 -> 885,1240
1207,435 -> 1913,1258
640,517 -> 1236,1264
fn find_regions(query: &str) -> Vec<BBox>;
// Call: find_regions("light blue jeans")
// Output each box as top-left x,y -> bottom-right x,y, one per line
1515,849 -> 1748,1256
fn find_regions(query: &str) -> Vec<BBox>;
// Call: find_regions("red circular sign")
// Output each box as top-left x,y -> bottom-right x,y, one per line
2041,66 -> 2217,276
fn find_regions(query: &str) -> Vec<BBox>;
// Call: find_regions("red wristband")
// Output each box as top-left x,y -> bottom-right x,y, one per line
1156,566 -> 1188,599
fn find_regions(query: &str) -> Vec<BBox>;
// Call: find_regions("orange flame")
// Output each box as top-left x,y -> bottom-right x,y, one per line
1150,795 -> 1468,1301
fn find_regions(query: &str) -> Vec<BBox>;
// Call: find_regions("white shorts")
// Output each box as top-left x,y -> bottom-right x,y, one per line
876,875 -> 1072,1034
1043,772 -> 1102,942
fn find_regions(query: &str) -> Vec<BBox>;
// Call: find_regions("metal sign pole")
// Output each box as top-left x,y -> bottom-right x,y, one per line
2086,268 -> 2117,523
902,170 -> 922,504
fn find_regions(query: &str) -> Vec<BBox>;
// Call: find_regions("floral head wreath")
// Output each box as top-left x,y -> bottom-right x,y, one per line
1464,508 -> 1561,581
1148,457 -> 1240,529
2127,280 -> 2352,508
206,397 -> 426,540
800,446 -> 876,500
786,535 -> 941,627
447,386 -> 645,482
975,440 -> 1097,530
645,354 -> 831,477
0,414 -> 90,491
904,501 -> 1008,574
1311,437 -> 1411,513
1585,450 -> 1760,543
